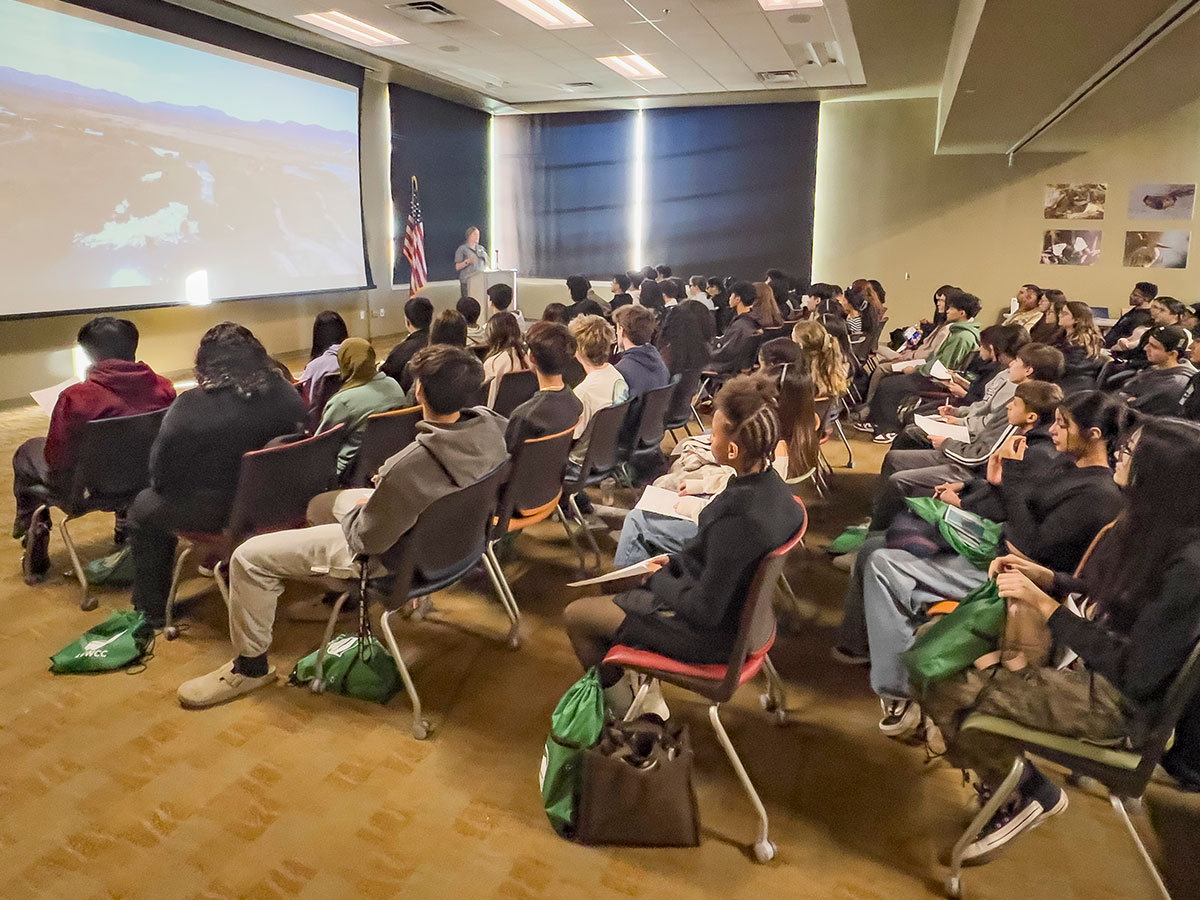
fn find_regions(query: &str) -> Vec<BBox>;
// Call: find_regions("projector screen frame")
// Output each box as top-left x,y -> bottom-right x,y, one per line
0,0 -> 375,320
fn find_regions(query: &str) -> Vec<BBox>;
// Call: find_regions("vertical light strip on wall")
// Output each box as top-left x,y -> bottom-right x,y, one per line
488,115 -> 499,268
630,108 -> 646,269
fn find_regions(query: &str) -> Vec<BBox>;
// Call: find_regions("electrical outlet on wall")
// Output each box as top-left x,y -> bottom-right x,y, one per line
379,308 -> 386,318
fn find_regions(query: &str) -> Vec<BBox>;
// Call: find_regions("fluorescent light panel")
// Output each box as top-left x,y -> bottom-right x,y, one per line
296,11 -> 407,46
597,54 -> 664,80
494,0 -> 591,30
757,0 -> 823,9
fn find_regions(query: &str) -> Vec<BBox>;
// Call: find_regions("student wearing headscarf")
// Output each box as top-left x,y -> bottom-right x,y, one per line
318,338 -> 409,478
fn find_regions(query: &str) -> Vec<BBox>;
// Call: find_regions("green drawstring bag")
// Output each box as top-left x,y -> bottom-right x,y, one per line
826,524 -> 869,555
50,609 -> 155,673
902,578 -> 1006,695
540,667 -> 606,837
904,497 -> 1002,569
290,563 -> 401,704
82,546 -> 136,587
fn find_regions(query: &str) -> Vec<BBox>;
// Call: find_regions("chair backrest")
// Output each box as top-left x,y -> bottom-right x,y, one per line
64,407 -> 169,514
385,463 -> 509,601
1133,637 -> 1200,788
760,324 -> 792,344
466,380 -> 489,409
490,369 -> 539,418
305,373 -> 343,433
571,400 -> 632,487
664,368 -> 702,427
716,496 -> 808,699
349,405 -> 422,488
492,425 -> 575,538
813,396 -> 834,434
226,424 -> 343,546
634,378 -> 678,448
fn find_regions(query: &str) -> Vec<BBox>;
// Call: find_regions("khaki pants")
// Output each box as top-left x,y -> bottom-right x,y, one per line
923,666 -> 1130,785
227,489 -> 382,658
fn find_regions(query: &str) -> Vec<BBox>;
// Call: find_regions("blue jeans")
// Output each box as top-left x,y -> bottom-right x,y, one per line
613,509 -> 698,567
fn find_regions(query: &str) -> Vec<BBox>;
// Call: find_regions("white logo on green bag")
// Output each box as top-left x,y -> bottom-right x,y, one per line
81,632 -> 123,658
326,636 -> 359,657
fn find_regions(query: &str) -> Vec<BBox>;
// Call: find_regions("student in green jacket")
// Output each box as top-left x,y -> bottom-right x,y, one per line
318,338 -> 409,479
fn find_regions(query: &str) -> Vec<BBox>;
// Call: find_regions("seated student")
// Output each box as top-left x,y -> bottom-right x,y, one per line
655,264 -> 672,281
1055,300 -> 1106,392
1177,339 -> 1200,421
317,338 -> 408,479
457,297 -> 487,346
765,271 -> 796,318
13,317 -> 177,573
840,283 -> 879,358
568,315 -> 629,467
541,302 -> 568,324
297,311 -> 349,406
791,319 -> 850,411
609,273 -> 633,310
429,309 -> 468,348
659,276 -> 685,312
862,389 -> 1127,737
1029,289 -> 1067,346
1112,295 -> 1185,352
865,291 -> 983,441
706,276 -> 731,332
1118,325 -> 1196,416
612,305 -> 671,401
482,311 -> 529,406
504,322 -> 583,451
707,281 -> 761,375
862,286 -> 953,407
563,374 -> 807,717
920,417 -> 1200,865
380,295 -> 434,392
656,287 -> 715,375
564,275 -> 607,322
1103,281 -> 1156,349
637,279 -> 667,323
487,283 -> 527,331
888,325 -> 1031,452
176,346 -> 509,708
127,324 -> 306,626
686,275 -> 715,311
751,281 -> 785,329
868,342 -> 1064,530
998,284 -> 1045,331
613,339 -> 818,567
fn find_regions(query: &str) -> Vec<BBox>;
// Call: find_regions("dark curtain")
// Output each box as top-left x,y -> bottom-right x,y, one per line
391,86 -> 489,285
498,110 -> 634,278
644,103 -> 818,286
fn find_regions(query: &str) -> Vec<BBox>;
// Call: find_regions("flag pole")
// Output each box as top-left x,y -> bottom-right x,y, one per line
410,175 -> 419,296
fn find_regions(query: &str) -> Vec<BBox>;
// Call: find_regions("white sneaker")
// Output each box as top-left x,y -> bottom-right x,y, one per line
638,679 -> 671,721
873,432 -> 897,444
878,697 -> 922,738
603,672 -> 637,718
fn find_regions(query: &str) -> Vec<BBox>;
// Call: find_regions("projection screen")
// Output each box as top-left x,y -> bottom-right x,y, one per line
0,0 -> 369,317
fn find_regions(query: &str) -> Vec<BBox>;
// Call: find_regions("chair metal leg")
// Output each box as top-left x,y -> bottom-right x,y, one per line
380,607 -> 431,740
213,561 -> 231,605
163,542 -> 194,639
482,545 -> 521,649
624,676 -> 651,722
308,590 -> 353,693
1111,794 -> 1172,900
556,505 -> 590,570
691,404 -> 705,433
568,493 -> 603,572
709,703 -> 776,862
833,418 -> 855,468
759,654 -> 788,725
57,515 -> 95,611
946,756 -> 1027,898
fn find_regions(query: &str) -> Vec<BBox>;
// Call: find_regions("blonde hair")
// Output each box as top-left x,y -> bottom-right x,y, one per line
568,314 -> 614,366
791,319 -> 848,398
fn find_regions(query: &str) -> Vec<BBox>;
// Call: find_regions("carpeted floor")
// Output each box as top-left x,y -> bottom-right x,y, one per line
0,400 -> 1169,900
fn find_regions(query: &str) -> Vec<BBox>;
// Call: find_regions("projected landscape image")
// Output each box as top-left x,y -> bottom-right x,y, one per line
0,0 -> 366,315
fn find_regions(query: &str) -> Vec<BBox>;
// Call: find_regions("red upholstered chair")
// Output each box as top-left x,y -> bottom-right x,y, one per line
601,515 -> 807,863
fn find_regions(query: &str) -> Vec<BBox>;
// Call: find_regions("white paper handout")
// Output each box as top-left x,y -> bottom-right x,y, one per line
567,558 -> 657,588
929,359 -> 953,381
914,414 -> 971,442
635,485 -> 709,523
30,377 -> 80,417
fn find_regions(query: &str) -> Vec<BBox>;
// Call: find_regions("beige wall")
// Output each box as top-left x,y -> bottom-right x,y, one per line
813,97 -> 1200,328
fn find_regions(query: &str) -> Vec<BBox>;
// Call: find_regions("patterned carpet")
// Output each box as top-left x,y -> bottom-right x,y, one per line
0,400 -> 1165,900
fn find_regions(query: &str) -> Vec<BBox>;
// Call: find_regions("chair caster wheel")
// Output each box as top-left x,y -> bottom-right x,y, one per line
945,874 -> 962,898
507,634 -> 521,650
311,679 -> 325,694
752,839 -> 776,863
774,709 -> 788,726
759,692 -> 777,712
80,595 -> 99,612
412,720 -> 430,740
164,626 -> 179,641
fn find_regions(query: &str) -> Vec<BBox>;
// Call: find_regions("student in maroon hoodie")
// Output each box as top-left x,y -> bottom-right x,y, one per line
12,317 -> 176,570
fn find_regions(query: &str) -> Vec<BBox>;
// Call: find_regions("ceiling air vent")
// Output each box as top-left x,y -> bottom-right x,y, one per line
385,2 -> 463,25
560,82 -> 599,93
756,69 -> 800,84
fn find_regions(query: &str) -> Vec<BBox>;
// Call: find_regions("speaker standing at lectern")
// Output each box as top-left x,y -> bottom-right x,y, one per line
454,226 -> 489,298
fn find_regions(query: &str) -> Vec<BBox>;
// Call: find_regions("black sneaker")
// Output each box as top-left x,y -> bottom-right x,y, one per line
21,511 -> 51,585
830,646 -> 871,667
961,773 -> 1067,864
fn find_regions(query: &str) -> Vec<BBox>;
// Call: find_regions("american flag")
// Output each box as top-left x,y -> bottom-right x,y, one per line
402,176 -> 427,293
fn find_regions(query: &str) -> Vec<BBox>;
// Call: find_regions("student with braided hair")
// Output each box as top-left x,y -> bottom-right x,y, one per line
564,374 -> 807,718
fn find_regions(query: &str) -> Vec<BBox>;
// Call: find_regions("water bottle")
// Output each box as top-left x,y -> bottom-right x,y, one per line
600,477 -> 616,507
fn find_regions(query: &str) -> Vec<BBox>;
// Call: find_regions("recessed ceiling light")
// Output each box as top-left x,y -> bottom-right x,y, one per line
494,0 -> 591,30
296,10 -> 408,46
758,0 -> 824,10
596,54 -> 664,80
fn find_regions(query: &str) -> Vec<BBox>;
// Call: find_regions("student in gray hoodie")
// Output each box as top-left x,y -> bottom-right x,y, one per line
176,346 -> 509,710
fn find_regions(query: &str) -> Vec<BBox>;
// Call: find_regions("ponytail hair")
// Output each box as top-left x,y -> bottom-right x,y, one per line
1057,390 -> 1137,462
791,319 -> 849,398
759,338 -> 818,478
714,374 -> 782,471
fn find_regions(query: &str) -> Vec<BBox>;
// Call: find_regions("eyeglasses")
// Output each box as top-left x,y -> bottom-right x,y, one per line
1114,444 -> 1134,462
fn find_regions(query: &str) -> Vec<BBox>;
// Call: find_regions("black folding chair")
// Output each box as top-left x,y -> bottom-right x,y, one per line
312,464 -> 510,740
347,405 -> 422,488
163,426 -> 343,637
664,368 -> 706,440
490,369 -> 539,418
26,408 -> 167,610
559,400 -> 631,571
623,379 -> 677,482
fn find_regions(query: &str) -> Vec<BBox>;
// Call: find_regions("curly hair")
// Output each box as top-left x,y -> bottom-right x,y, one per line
195,322 -> 283,397
791,319 -> 848,398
